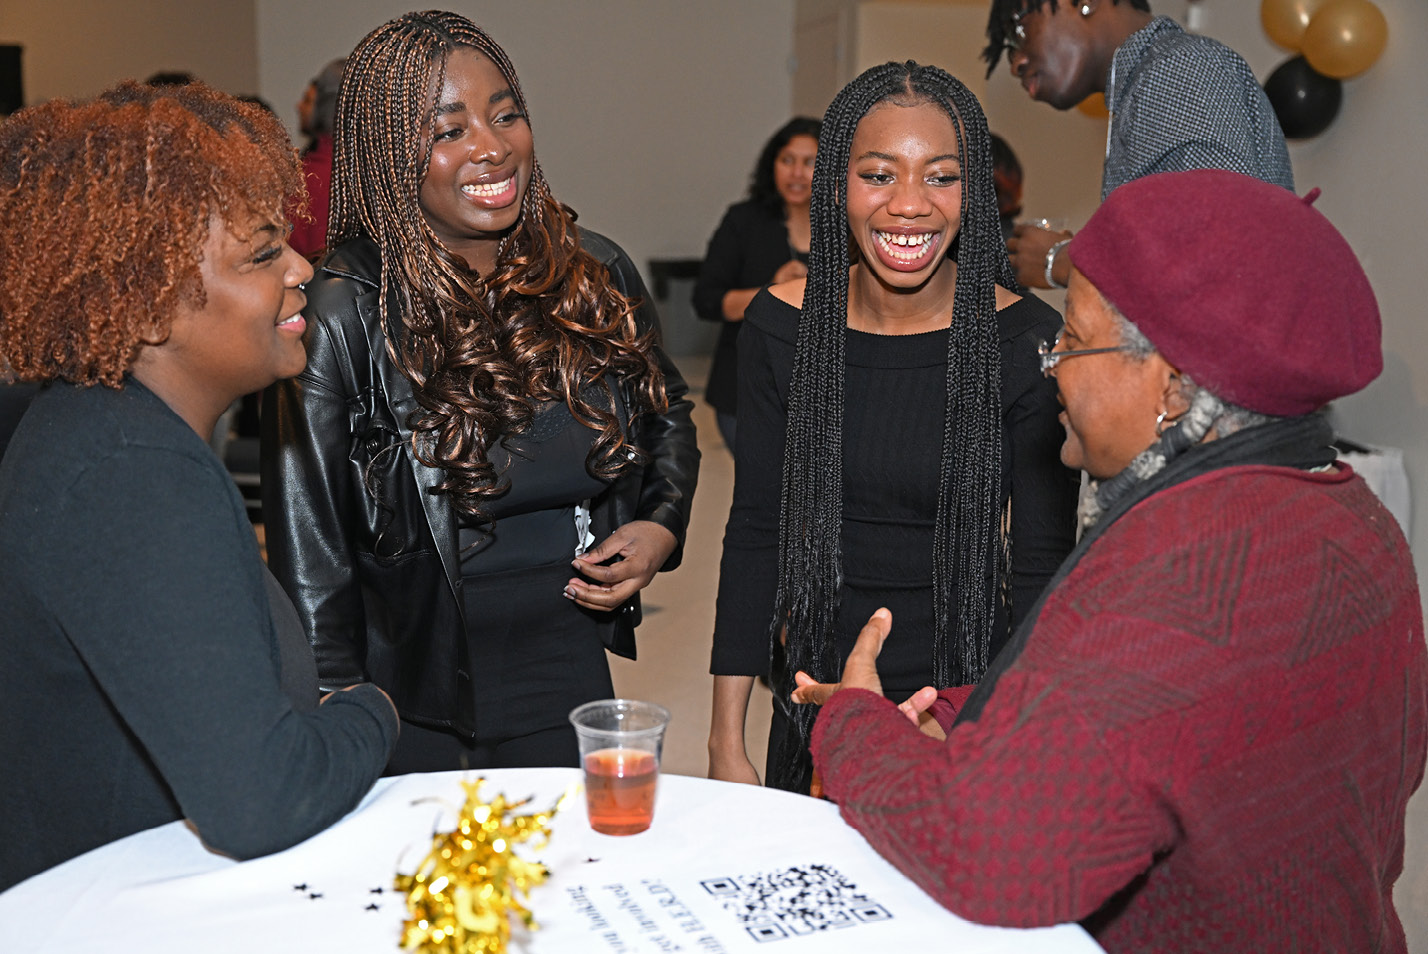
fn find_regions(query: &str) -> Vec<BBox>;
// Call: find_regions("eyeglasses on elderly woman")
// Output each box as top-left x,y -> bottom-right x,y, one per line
1037,328 -> 1130,376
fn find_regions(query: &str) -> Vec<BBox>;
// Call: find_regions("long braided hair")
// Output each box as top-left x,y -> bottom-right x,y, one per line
769,62 -> 1018,792
329,11 -> 666,518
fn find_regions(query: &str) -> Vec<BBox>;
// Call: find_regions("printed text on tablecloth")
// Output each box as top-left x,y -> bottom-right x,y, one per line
565,865 -> 892,950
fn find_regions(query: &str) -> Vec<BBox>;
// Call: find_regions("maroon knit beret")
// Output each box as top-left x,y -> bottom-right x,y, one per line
1068,169 -> 1381,417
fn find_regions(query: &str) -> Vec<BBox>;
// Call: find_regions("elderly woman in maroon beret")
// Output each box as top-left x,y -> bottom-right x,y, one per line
795,170 -> 1427,954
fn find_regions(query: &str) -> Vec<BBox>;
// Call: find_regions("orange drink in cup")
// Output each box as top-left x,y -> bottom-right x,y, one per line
569,699 -> 669,836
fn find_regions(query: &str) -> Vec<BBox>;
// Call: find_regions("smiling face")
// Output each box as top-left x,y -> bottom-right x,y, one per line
417,46 -> 534,274
135,207 -> 313,432
845,100 -> 964,293
1052,269 -> 1173,478
1005,2 -> 1102,110
773,134 -> 818,211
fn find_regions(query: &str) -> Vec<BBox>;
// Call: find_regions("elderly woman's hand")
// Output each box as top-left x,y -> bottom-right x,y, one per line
791,608 -> 892,705
565,520 -> 677,611
792,610 -> 946,737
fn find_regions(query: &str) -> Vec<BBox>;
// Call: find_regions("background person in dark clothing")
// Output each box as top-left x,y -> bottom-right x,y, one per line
693,117 -> 820,453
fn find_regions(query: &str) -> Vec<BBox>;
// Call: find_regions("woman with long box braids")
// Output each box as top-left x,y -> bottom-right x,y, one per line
708,62 -> 1078,792
261,11 -> 698,773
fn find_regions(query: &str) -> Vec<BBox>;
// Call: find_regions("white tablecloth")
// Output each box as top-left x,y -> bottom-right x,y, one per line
0,769 -> 1104,953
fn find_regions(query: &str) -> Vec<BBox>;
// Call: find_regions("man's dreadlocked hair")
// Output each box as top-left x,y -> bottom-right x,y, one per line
329,10 -> 667,518
767,61 -> 1018,792
983,0 -> 1152,75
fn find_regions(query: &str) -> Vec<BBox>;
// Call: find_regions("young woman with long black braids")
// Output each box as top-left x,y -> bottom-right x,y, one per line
708,62 -> 1078,792
262,11 -> 698,774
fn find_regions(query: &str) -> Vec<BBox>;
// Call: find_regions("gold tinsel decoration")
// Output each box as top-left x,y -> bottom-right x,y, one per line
396,778 -> 576,954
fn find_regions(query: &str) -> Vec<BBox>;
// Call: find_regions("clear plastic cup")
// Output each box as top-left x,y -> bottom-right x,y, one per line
569,699 -> 670,836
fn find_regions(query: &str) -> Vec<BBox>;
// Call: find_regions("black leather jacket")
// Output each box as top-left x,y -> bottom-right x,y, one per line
260,230 -> 699,738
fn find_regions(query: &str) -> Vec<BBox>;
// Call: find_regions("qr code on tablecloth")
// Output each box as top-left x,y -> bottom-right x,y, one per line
700,864 -> 892,943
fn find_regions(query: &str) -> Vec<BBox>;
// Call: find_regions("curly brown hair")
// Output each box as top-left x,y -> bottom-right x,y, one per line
0,81 -> 303,386
331,10 -> 668,518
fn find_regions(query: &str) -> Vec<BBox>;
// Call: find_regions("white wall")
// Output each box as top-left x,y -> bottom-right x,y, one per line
254,0 -> 795,293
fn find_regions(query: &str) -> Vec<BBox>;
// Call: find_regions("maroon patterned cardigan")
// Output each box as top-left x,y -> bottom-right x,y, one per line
813,463 -> 1427,954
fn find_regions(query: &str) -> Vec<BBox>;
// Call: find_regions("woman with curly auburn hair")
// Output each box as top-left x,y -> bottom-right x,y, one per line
0,81 -> 398,891
261,10 -> 699,773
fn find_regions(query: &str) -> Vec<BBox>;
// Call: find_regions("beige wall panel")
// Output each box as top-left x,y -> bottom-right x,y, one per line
792,9 -> 846,118
854,2 -> 988,100
0,0 -> 258,103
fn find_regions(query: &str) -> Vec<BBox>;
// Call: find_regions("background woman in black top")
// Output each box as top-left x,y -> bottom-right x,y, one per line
262,12 -> 698,774
693,117 -> 821,452
707,63 -> 1078,791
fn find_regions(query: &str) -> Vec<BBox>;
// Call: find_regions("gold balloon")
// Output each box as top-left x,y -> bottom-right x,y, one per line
1302,0 -> 1388,79
1260,0 -> 1332,52
1076,92 -> 1109,119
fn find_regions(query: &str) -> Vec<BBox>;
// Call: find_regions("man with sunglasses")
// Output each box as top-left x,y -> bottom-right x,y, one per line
984,0 -> 1293,290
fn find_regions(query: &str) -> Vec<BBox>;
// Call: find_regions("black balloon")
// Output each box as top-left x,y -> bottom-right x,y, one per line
1264,55 -> 1342,139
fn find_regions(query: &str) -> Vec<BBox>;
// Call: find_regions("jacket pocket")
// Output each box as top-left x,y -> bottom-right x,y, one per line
355,546 -> 463,722
347,387 -> 431,562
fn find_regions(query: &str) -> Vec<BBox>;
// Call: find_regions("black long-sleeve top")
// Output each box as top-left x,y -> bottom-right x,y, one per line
692,200 -> 802,413
710,290 -> 1079,692
0,380 -> 397,890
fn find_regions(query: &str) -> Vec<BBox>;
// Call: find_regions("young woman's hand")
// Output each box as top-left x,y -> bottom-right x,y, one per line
708,745 -> 762,785
565,520 -> 676,611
